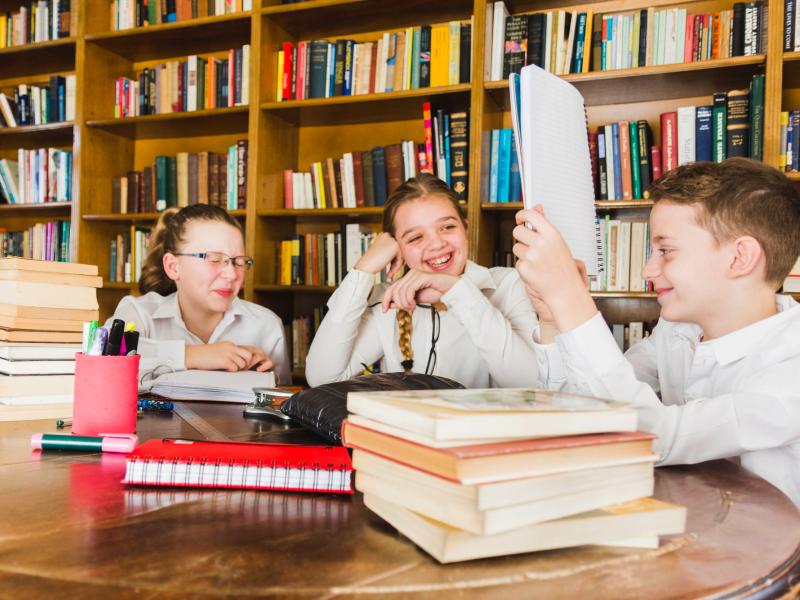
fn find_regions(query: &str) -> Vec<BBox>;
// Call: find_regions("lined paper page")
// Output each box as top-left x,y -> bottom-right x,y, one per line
517,65 -> 601,276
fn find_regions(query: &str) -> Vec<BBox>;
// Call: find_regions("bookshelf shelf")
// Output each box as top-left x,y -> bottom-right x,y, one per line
254,284 -> 335,294
83,210 -> 246,222
783,51 -> 800,63
0,39 -> 76,80
258,207 -> 383,220
84,106 -> 250,138
591,291 -> 657,299
261,0 -> 474,39
261,84 -> 471,125
85,14 -> 252,62
102,281 -> 135,290
481,201 -> 655,211
786,172 -> 800,181
0,122 -> 74,148
0,202 -> 72,213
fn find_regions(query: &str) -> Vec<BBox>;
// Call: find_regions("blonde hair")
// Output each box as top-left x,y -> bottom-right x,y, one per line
382,174 -> 466,373
138,204 -> 243,296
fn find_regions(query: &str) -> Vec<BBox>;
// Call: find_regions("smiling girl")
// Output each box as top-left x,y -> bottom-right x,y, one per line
108,204 -> 290,383
305,173 -> 539,388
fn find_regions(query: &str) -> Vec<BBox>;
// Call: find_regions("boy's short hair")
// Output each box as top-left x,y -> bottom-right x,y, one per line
647,158 -> 800,287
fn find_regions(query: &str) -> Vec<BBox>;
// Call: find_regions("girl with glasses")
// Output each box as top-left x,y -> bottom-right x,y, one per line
107,204 -> 290,383
305,173 -> 539,388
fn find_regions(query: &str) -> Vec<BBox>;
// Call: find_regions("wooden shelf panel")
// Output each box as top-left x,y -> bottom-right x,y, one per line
485,56 -> 766,108
262,0 -> 474,40
259,207 -> 383,220
590,291 -> 657,299
0,122 -> 74,148
784,52 -> 800,63
0,202 -> 71,214
255,284 -> 335,293
85,14 -> 252,62
481,201 -> 654,211
785,172 -> 800,181
0,39 -> 76,79
85,106 -> 249,138
84,209 -> 246,222
262,84 -> 471,126
102,281 -> 136,290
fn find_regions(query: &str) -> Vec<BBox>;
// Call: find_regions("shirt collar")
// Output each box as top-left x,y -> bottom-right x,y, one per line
151,292 -> 246,332
705,294 -> 800,366
462,260 -> 497,292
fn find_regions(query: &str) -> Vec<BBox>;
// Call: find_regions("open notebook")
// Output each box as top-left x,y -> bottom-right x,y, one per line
142,369 -> 276,403
510,65 -> 603,277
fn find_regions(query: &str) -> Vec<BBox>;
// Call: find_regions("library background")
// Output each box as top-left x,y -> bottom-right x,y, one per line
1,0 -> 799,382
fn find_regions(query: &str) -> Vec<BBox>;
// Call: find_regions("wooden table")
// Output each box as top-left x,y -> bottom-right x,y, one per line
0,403 -> 798,599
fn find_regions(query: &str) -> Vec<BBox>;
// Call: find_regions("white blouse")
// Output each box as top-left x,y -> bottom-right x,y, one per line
107,291 -> 291,385
305,261 -> 540,388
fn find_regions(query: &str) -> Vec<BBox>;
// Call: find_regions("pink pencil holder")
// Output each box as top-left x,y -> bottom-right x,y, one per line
72,353 -> 140,436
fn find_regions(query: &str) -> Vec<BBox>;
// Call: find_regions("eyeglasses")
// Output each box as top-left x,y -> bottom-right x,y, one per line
423,304 -> 440,376
173,251 -> 254,271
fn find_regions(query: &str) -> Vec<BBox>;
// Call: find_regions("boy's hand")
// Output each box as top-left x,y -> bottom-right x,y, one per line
513,206 -> 598,333
355,232 -> 404,277
381,269 -> 459,312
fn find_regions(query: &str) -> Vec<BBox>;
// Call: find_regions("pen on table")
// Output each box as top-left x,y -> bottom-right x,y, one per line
138,399 -> 173,411
56,418 -> 72,429
31,433 -> 139,453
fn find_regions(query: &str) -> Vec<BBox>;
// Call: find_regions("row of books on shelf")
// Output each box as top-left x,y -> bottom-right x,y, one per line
111,142 -> 247,213
288,306 -> 326,373
609,320 -> 655,352
488,0 -> 766,80
115,46 -> 250,118
277,21 -> 471,101
481,129 -> 521,203
591,76 -> 763,202
592,219 -> 653,293
0,148 -> 72,205
275,225 -> 385,287
779,110 -> 800,172
108,227 -> 150,283
112,0 -> 251,30
283,104 -> 468,209
1,0 -> 71,48
0,76 -> 76,128
0,220 -> 70,262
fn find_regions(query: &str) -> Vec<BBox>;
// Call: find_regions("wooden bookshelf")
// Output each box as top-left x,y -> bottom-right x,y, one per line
1,0 -> 794,335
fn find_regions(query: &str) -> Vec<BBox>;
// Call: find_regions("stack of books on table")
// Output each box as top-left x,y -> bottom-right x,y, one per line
343,388 -> 687,563
0,258 -> 100,421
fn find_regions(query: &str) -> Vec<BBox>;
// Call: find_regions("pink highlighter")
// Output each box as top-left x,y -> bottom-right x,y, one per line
31,433 -> 139,453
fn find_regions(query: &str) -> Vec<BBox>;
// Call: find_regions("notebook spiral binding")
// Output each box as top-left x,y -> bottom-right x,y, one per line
129,456 -> 351,493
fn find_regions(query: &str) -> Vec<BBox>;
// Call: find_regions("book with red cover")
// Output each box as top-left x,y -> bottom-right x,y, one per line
123,438 -> 354,494
660,111 -> 678,172
342,420 -> 655,484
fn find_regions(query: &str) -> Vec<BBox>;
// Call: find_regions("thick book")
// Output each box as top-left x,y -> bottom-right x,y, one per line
0,257 -> 97,277
0,373 -> 74,397
357,468 -> 654,536
0,401 -> 73,422
0,342 -> 80,361
364,494 -> 687,563
726,88 -> 751,158
343,422 -> 652,484
695,105 -> 713,162
346,387 -> 638,442
0,281 -> 99,310
0,304 -> 98,323
503,15 -> 528,79
123,439 -> 354,494
0,357 -> 75,375
509,66 -> 600,276
0,314 -> 84,333
0,269 -> 102,288
0,329 -> 83,344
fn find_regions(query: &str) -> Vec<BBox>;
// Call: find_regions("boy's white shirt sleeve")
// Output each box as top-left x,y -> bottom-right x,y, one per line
554,312 -> 800,465
107,296 -> 186,373
304,269 -> 384,387
530,325 -> 569,390
441,269 -> 540,387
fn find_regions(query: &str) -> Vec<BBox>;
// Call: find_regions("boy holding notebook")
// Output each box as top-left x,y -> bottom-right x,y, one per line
512,159 -> 800,506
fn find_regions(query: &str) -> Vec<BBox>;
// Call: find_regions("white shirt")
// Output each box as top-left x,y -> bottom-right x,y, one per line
108,292 -> 291,385
535,295 -> 800,507
305,261 -> 540,388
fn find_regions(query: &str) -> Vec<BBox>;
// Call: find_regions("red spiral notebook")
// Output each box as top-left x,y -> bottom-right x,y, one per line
122,439 -> 354,494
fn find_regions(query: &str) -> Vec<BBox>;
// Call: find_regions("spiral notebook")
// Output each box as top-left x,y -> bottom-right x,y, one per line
510,66 -> 603,277
122,439 -> 354,494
